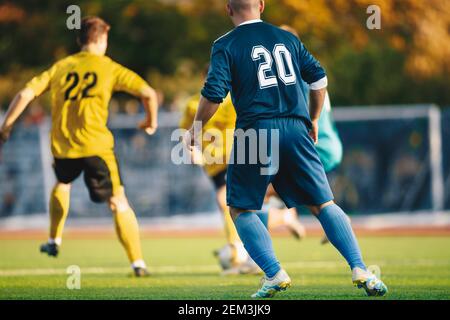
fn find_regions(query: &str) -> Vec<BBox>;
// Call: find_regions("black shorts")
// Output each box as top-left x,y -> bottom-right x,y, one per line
53,152 -> 123,203
211,169 -> 227,190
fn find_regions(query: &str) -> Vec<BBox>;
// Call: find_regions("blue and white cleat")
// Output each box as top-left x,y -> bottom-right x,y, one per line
251,269 -> 291,298
352,267 -> 388,297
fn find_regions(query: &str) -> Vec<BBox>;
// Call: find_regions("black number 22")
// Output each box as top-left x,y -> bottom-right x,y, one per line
64,72 -> 98,101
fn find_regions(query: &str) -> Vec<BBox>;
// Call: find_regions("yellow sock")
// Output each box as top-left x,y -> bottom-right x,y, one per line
49,184 -> 70,243
223,208 -> 241,244
113,208 -> 144,264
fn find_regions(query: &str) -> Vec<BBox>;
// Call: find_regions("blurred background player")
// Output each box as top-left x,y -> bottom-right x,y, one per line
0,17 -> 158,277
180,91 -> 306,274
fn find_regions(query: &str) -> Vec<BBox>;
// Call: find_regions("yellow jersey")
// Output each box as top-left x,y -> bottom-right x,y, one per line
179,94 -> 237,177
25,51 -> 150,158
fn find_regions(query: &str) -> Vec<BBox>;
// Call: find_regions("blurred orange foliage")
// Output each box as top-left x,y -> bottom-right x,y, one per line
267,0 -> 450,78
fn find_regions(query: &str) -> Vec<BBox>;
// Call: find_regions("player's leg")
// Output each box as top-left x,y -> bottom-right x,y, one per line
214,182 -> 248,271
213,172 -> 241,246
40,158 -> 82,257
48,183 -> 71,244
226,124 -> 290,297
273,117 -> 387,296
265,185 -> 306,239
83,153 -> 148,276
317,150 -> 347,245
230,207 -> 290,298
309,201 -> 365,270
230,207 -> 280,277
109,188 -> 148,276
212,170 -> 261,274
309,201 -> 387,296
268,206 -> 306,239
320,204 -> 351,245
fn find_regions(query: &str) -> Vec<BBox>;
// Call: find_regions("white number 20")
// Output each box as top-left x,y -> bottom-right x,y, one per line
251,44 -> 297,89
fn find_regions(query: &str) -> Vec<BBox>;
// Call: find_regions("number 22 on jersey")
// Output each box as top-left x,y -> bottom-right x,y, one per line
64,72 -> 98,101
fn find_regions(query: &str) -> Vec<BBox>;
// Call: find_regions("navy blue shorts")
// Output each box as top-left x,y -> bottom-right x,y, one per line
226,117 -> 334,210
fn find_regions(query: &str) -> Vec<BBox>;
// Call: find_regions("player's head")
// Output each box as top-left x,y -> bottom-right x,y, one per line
280,25 -> 299,38
227,0 -> 265,25
77,16 -> 110,55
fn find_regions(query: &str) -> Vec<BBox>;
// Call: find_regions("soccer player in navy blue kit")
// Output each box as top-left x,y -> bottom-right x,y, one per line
185,0 -> 387,298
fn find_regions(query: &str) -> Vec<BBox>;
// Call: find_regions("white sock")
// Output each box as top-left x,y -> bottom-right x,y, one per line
48,238 -> 62,246
131,260 -> 147,269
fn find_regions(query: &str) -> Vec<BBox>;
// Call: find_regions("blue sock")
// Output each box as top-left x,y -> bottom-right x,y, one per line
317,204 -> 366,270
234,212 -> 280,278
255,204 -> 269,229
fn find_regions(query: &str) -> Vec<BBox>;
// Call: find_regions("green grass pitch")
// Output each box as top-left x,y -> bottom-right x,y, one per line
1,236 -> 449,300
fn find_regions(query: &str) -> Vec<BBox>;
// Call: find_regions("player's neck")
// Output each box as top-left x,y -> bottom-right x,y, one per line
80,45 -> 105,56
232,14 -> 262,27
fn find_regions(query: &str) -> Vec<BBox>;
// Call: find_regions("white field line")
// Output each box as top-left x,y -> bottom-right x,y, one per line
0,260 -> 448,277
0,261 -> 341,277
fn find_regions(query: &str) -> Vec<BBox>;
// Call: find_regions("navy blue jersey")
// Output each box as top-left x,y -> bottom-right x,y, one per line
201,20 -> 326,129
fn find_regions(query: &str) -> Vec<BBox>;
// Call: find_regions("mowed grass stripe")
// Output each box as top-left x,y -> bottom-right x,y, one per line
1,259 -> 449,277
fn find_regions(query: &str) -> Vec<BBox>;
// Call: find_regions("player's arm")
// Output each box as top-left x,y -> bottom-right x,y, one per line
194,96 -> 220,126
179,97 -> 206,165
113,64 -> 159,135
138,85 -> 158,135
179,98 -> 198,130
0,68 -> 51,146
309,87 -> 327,143
185,44 -> 231,146
298,41 -> 328,143
0,88 -> 36,145
184,96 -> 220,147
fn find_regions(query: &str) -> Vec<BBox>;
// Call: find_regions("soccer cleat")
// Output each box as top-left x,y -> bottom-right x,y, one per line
286,219 -> 306,240
352,267 -> 388,297
282,209 -> 306,240
214,242 -> 248,271
251,269 -> 291,298
222,257 -> 262,276
133,267 -> 151,277
40,242 -> 59,257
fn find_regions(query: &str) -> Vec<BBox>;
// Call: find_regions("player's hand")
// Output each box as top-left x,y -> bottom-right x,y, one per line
0,128 -> 11,147
138,120 -> 158,136
183,127 -> 197,147
0,128 -> 10,160
189,145 -> 205,166
182,128 -> 205,165
309,119 -> 319,144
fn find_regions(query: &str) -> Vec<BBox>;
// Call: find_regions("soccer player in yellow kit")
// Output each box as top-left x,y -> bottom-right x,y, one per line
0,17 -> 158,277
180,94 -> 305,274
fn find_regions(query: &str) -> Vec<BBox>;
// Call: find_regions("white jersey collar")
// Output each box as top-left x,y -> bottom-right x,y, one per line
238,19 -> 263,27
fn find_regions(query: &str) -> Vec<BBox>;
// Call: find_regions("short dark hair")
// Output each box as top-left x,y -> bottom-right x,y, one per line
228,0 -> 260,13
78,16 -> 110,46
